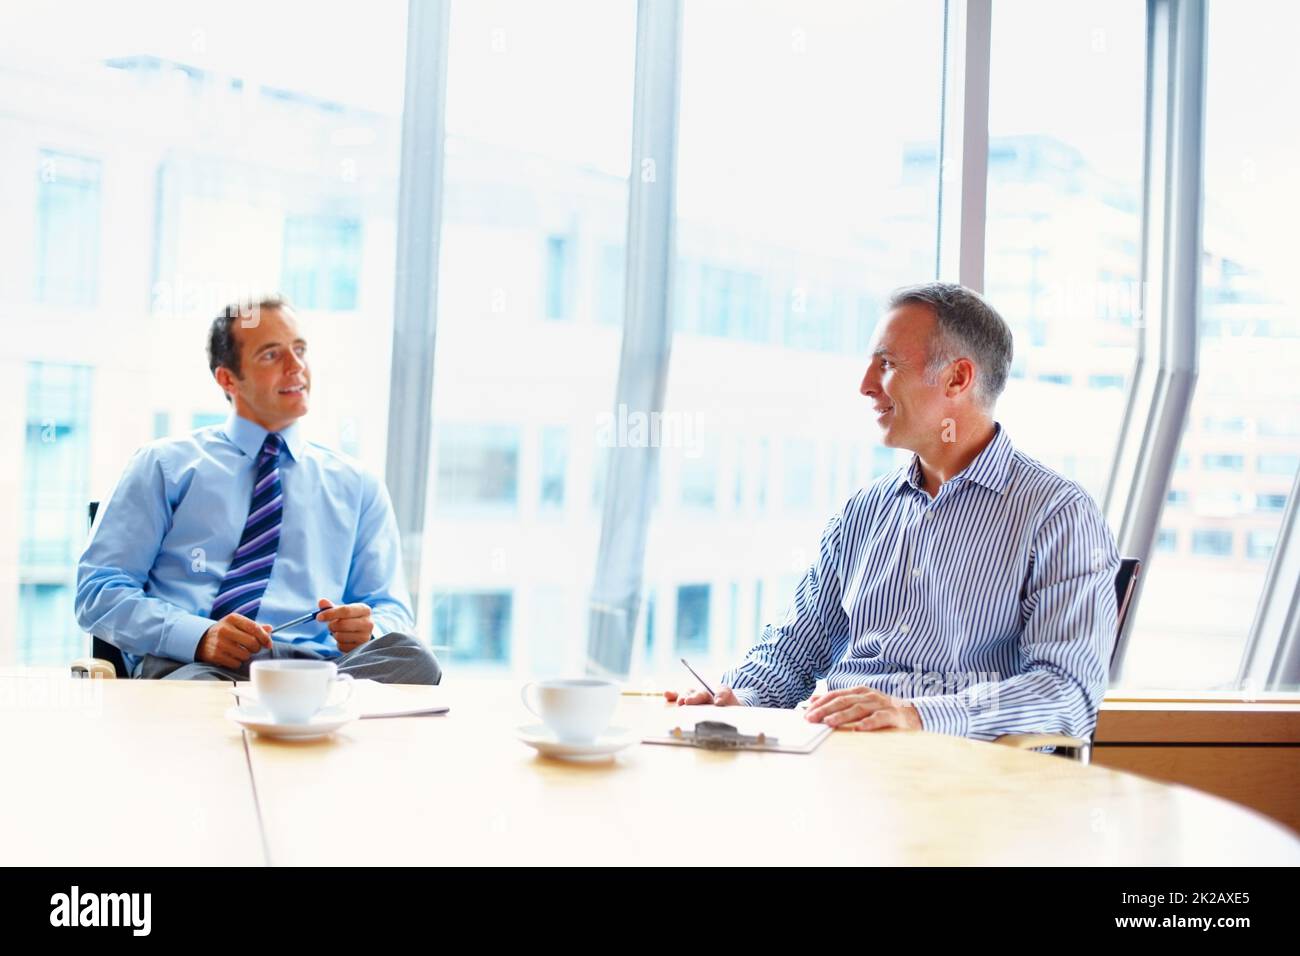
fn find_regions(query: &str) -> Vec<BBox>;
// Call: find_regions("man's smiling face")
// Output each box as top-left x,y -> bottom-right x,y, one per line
858,302 -> 951,451
219,305 -> 311,431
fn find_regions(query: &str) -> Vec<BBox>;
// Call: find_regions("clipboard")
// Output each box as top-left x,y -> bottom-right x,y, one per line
642,704 -> 833,754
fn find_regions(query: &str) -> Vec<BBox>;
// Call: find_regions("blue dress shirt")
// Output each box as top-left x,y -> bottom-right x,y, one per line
75,411 -> 414,674
721,423 -> 1120,740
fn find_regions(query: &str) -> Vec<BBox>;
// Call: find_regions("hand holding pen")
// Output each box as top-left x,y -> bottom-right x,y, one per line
663,657 -> 741,707
269,599 -> 375,653
312,598 -> 376,653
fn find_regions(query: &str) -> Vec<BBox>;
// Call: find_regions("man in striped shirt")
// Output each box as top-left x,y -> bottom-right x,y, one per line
669,282 -> 1119,741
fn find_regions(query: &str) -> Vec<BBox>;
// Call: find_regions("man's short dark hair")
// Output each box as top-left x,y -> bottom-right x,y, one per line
207,295 -> 290,400
888,282 -> 1014,408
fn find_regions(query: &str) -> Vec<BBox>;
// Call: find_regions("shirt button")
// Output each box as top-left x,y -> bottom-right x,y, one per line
924,511 -> 934,521
898,623 -> 910,634
912,567 -> 921,577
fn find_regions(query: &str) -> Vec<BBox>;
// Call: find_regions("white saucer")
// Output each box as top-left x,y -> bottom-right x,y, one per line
516,724 -> 637,761
226,702 -> 358,740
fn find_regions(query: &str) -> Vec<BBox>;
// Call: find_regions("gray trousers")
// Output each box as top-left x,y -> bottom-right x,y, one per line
134,631 -> 442,685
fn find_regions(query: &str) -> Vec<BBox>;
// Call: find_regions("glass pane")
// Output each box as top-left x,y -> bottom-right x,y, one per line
984,0 -> 1145,501
977,0 -> 1144,504
420,0 -> 637,677
637,0 -> 945,683
0,0 -> 406,665
1121,2 -> 1300,690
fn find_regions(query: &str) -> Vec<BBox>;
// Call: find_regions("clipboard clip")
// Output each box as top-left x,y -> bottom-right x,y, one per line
669,720 -> 777,750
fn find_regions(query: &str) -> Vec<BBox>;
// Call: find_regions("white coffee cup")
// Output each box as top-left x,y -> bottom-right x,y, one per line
521,678 -> 619,742
250,659 -> 355,724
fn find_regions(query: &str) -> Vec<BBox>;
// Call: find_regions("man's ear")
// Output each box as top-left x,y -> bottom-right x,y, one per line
213,366 -> 237,402
946,357 -> 977,398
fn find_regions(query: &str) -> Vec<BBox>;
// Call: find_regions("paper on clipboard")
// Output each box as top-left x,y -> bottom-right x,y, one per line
643,704 -> 833,754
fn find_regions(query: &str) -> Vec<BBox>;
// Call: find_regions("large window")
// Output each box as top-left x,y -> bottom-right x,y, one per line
1121,1 -> 1300,690
984,0 -> 1145,502
636,0 -> 942,683
0,0 -> 406,666
418,0 -> 637,678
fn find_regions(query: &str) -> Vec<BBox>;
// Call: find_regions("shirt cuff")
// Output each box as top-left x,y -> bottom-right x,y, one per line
729,686 -> 760,707
909,695 -> 971,737
163,612 -> 215,664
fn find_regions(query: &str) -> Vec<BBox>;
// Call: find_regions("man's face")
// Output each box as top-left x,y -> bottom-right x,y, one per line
221,306 -> 311,430
859,303 -> 950,451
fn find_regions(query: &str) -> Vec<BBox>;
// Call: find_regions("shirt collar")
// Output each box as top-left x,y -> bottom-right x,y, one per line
222,411 -> 305,463
892,421 -> 1014,498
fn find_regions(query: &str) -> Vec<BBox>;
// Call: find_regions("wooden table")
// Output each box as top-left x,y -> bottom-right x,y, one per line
0,674 -> 263,866
4,674 -> 1298,866
245,680 -> 1300,866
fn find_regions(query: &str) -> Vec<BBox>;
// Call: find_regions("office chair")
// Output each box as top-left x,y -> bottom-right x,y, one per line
69,500 -> 130,679
992,557 -> 1141,764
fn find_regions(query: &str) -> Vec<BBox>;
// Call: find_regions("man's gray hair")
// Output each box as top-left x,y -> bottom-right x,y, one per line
888,282 -> 1014,408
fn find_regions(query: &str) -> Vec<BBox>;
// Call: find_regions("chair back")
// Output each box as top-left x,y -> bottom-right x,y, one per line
87,501 -> 129,679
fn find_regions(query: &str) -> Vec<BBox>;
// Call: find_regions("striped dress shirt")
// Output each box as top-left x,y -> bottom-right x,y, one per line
721,422 -> 1120,740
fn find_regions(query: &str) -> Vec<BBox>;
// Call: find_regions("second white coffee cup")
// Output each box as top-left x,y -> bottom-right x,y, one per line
521,678 -> 619,742
251,659 -> 355,724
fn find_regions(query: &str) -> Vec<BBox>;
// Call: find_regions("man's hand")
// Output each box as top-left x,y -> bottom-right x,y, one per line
195,614 -> 272,669
316,598 -> 374,654
803,686 -> 922,732
663,686 -> 741,707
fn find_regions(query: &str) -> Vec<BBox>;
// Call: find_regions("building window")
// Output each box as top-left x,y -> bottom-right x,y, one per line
674,584 -> 710,655
1155,529 -> 1177,552
1246,530 -> 1277,562
281,215 -> 361,310
18,583 -> 81,667
544,235 -> 573,320
1257,454 -> 1300,476
36,150 -> 101,306
153,411 -> 171,439
539,426 -> 568,509
192,412 -> 225,429
1202,415 -> 1246,434
432,592 -> 512,664
698,265 -> 765,341
1191,529 -> 1233,558
20,362 -> 93,665
1201,454 -> 1244,472
435,424 -> 520,509
872,445 -> 901,480
1087,374 -> 1125,390
1166,489 -> 1189,507
783,438 -> 815,509
1256,493 -> 1288,513
597,243 -> 624,326
680,447 -> 718,509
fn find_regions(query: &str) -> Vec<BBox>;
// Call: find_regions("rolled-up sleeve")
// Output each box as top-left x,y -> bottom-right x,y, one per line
75,450 -> 212,664
908,495 -> 1119,740
721,512 -> 853,709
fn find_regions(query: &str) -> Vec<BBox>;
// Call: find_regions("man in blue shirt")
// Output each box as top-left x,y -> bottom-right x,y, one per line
76,296 -> 440,684
669,283 -> 1119,741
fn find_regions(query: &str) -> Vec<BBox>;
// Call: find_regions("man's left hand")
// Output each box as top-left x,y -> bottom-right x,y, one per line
803,686 -> 922,732
316,598 -> 374,654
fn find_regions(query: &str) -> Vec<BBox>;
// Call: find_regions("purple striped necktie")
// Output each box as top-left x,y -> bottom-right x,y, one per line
210,433 -> 284,621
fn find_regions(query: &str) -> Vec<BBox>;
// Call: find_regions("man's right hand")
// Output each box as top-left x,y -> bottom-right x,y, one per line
664,686 -> 741,707
195,614 -> 272,669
